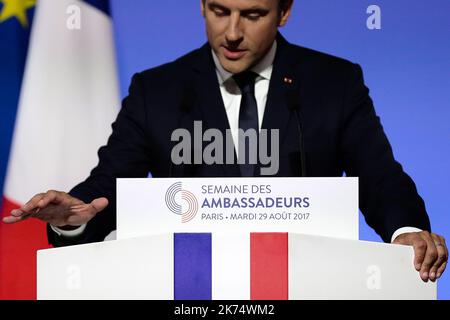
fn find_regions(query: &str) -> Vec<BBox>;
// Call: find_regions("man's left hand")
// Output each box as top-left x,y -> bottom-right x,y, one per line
393,231 -> 447,282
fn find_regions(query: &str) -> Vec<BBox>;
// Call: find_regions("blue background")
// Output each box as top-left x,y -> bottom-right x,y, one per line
0,0 -> 448,298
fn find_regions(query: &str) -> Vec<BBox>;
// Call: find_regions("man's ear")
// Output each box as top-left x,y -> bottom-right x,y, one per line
200,0 -> 206,17
278,0 -> 294,27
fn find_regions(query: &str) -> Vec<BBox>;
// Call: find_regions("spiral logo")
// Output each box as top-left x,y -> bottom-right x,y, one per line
165,182 -> 198,223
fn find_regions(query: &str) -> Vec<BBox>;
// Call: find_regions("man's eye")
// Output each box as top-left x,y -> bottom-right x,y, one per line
213,9 -> 227,17
245,13 -> 261,21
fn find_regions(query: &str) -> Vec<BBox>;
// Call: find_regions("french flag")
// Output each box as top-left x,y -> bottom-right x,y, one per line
0,0 -> 119,299
174,233 -> 289,300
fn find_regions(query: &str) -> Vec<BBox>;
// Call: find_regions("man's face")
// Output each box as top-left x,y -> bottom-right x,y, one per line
201,0 -> 292,74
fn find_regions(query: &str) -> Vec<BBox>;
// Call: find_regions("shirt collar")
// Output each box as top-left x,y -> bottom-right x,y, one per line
212,40 -> 277,85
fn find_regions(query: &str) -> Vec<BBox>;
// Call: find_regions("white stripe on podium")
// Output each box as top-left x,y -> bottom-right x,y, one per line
212,233 -> 250,300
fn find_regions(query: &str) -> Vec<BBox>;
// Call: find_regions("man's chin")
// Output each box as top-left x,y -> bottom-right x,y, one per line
220,59 -> 252,75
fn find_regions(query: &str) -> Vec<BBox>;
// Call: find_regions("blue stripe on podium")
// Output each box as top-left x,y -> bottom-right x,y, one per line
174,233 -> 212,300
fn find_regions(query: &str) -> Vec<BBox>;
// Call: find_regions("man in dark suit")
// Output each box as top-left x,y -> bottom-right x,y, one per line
3,0 -> 447,282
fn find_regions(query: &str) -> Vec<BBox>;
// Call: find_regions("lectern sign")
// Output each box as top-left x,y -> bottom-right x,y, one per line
117,177 -> 358,240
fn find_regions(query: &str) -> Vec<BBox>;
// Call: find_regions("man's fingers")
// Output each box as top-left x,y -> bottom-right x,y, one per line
1,192 -> 94,227
419,233 -> 438,281
429,234 -> 446,281
19,193 -> 45,214
16,190 -> 64,216
90,197 -> 109,213
4,191 -> 63,224
437,261 -> 447,279
11,209 -> 25,217
4,209 -> 36,223
36,190 -> 66,208
3,215 -> 23,224
393,233 -> 427,271
411,237 -> 427,271
436,236 -> 448,279
2,210 -> 35,223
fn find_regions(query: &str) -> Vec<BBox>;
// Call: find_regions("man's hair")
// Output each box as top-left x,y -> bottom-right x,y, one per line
202,0 -> 293,15
278,0 -> 293,14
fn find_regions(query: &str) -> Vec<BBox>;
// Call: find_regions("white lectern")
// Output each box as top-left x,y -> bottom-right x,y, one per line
37,233 -> 436,300
37,178 -> 436,300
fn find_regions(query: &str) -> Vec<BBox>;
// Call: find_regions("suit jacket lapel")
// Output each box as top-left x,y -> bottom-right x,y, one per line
191,44 -> 241,177
261,33 -> 300,147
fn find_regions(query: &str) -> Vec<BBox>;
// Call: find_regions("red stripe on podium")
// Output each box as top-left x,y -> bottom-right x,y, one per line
0,196 -> 52,300
250,233 -> 288,300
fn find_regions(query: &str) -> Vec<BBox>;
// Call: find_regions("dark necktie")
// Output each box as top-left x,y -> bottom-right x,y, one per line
233,71 -> 259,177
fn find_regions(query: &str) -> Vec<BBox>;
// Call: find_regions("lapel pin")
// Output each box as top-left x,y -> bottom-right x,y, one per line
283,77 -> 293,85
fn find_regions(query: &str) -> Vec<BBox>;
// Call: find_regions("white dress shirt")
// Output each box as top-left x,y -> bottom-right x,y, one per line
54,41 -> 421,241
211,41 -> 277,158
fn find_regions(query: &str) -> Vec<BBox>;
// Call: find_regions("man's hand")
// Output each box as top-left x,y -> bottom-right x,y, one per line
2,190 -> 108,228
393,231 -> 448,282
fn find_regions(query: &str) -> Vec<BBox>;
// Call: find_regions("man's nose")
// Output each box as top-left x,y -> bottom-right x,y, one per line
225,12 -> 243,43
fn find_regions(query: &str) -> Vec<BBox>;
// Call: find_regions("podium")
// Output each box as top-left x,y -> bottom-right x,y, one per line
37,178 -> 436,299
37,233 -> 436,300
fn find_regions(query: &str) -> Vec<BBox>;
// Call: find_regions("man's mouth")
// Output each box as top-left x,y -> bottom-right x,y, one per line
222,46 -> 247,60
